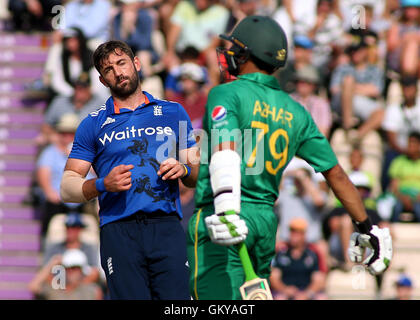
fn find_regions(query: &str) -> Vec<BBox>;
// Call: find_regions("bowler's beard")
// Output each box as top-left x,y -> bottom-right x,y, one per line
108,71 -> 140,99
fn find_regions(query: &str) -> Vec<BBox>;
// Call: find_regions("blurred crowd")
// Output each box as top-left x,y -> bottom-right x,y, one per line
1,0 -> 419,300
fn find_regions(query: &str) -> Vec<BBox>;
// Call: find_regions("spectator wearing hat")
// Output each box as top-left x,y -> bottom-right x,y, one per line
39,72 -> 106,146
389,131 -> 420,222
345,5 -> 381,66
37,114 -> 85,237
29,249 -> 103,300
291,65 -> 332,138
270,218 -> 327,300
42,213 -> 100,284
392,274 -> 414,300
382,75 -> 420,190
164,46 -> 209,97
165,62 -> 207,129
330,38 -> 385,140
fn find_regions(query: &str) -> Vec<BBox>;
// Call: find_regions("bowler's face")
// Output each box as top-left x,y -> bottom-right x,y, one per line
99,51 -> 141,98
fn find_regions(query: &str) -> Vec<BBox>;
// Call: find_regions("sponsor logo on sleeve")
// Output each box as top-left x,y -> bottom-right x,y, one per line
211,105 -> 227,122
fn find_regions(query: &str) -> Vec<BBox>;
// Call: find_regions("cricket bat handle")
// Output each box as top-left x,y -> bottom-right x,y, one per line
237,242 -> 259,282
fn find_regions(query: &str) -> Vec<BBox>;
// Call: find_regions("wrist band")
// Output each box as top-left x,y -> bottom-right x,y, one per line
182,164 -> 191,178
353,217 -> 373,234
95,178 -> 106,193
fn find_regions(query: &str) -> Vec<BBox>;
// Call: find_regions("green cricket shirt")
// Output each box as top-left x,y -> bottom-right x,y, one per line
194,72 -> 338,208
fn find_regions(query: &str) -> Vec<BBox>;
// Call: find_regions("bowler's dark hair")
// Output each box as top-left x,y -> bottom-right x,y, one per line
93,40 -> 135,74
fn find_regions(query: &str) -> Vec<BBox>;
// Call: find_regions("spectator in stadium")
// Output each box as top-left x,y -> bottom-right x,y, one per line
338,0 -> 388,31
392,274 -> 414,300
270,218 -> 327,300
306,0 -> 343,74
28,248 -> 103,300
272,0 -> 319,50
43,28 -> 107,99
60,0 -> 111,44
345,5 -> 381,66
291,65 -> 332,138
224,0 -> 259,34
330,38 -> 385,140
43,212 -> 100,284
275,158 -> 329,269
386,0 -> 420,78
36,113 -> 85,237
157,0 -> 180,36
389,131 -> 420,222
165,62 -> 207,129
381,75 -> 420,190
165,0 -> 230,85
164,46 -> 209,97
7,0 -> 62,31
112,0 -> 159,79
39,72 -> 105,145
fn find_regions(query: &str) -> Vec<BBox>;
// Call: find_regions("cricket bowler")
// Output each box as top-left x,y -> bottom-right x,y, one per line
186,15 -> 392,300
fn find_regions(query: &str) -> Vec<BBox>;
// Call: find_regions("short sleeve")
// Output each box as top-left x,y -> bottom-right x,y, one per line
388,156 -> 403,179
382,104 -> 401,132
205,85 -> 240,149
370,66 -> 384,93
36,146 -> 55,169
271,252 -> 283,269
44,97 -> 67,126
178,103 -> 196,150
296,108 -> 338,173
309,251 -> 320,273
69,116 -> 97,163
170,1 -> 187,26
329,64 -> 353,91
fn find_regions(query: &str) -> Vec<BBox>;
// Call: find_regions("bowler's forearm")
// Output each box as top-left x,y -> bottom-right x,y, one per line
82,179 -> 100,201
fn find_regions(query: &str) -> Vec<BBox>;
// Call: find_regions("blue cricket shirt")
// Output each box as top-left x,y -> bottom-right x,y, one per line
69,91 -> 196,226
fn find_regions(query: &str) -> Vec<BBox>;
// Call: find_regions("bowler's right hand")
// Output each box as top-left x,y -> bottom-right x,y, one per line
104,164 -> 134,192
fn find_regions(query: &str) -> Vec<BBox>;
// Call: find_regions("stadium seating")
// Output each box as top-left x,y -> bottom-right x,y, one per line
0,32 -> 49,299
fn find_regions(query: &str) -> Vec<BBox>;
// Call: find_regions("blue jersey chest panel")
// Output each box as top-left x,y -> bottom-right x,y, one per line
70,92 -> 194,226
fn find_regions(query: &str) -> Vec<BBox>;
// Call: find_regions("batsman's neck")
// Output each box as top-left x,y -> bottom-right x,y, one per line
239,60 -> 270,76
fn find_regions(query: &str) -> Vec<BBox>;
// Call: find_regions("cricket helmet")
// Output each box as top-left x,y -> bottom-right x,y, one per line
219,15 -> 288,77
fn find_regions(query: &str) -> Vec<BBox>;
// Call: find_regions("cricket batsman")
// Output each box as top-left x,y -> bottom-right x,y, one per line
186,16 -> 393,300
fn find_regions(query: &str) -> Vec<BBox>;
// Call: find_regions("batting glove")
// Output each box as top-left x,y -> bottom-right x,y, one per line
205,211 -> 248,246
348,219 -> 393,275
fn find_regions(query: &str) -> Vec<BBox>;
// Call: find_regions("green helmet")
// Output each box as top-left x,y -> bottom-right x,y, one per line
220,15 -> 288,73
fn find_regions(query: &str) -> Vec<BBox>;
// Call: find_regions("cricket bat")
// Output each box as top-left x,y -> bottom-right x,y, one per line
237,242 -> 273,300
